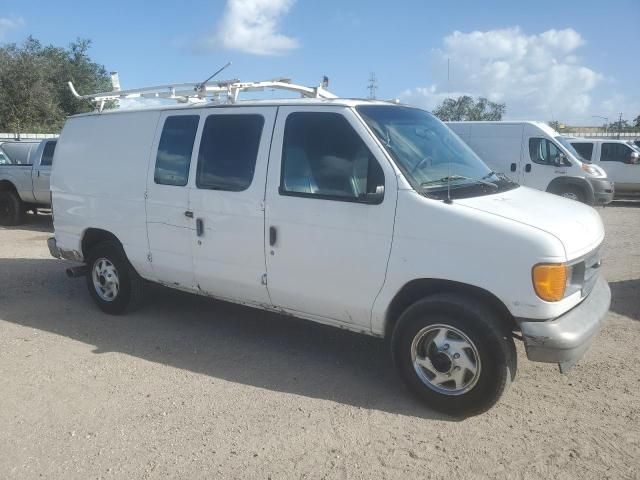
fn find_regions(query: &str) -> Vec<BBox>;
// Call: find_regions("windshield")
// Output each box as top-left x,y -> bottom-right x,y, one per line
555,136 -> 582,162
356,105 -> 517,199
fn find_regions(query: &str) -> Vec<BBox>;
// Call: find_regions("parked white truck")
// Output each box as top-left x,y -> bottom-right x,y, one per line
447,121 -> 614,205
568,138 -> 640,196
0,139 -> 57,225
47,79 -> 610,415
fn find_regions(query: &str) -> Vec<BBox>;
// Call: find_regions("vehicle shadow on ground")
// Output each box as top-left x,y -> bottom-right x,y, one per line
0,212 -> 53,233
608,278 -> 640,321
0,257 -> 456,421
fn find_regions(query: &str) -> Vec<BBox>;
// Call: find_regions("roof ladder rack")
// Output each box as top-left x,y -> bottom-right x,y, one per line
69,76 -> 337,111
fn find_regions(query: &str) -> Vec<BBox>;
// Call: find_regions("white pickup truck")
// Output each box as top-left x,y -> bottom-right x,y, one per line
0,139 -> 57,225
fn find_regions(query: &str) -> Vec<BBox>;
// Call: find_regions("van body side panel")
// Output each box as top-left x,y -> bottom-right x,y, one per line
371,190 -> 572,335
51,112 -> 161,278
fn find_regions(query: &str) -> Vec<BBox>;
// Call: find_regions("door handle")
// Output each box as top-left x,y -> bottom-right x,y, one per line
269,226 -> 277,246
196,218 -> 204,237
510,163 -> 517,172
525,164 -> 532,173
184,210 -> 194,218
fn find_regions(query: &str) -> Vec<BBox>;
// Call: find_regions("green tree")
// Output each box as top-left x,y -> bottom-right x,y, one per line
633,115 -> 640,128
0,36 -> 112,134
432,95 -> 506,121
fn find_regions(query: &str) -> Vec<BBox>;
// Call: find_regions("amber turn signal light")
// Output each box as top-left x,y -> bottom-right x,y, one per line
532,263 -> 568,302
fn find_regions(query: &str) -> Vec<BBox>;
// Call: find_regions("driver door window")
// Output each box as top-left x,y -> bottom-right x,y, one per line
601,143 -> 630,163
280,112 -> 384,203
529,138 -> 563,166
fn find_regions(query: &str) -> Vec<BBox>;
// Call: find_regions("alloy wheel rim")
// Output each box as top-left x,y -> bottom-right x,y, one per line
92,258 -> 120,302
411,324 -> 481,396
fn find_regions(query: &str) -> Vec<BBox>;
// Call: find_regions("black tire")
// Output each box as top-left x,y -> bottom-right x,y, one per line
0,190 -> 25,226
85,241 -> 145,314
556,186 -> 586,204
391,294 -> 516,416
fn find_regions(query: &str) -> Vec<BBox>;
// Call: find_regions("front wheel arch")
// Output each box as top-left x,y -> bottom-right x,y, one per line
384,279 -> 516,340
546,177 -> 594,204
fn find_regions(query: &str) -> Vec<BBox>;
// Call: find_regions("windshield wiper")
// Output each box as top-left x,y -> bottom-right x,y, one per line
421,175 -> 498,189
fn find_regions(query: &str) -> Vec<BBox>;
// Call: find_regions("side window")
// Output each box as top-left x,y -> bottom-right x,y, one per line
280,112 -> 384,202
601,143 -> 629,162
196,114 -> 264,192
154,115 -> 199,186
571,142 -> 593,162
41,141 -> 56,166
529,138 -> 561,166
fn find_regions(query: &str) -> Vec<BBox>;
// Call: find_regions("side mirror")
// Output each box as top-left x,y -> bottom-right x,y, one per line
555,152 -> 567,167
628,152 -> 640,164
362,185 -> 384,204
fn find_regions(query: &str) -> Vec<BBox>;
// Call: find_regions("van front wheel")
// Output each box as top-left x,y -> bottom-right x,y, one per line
392,294 -> 516,416
85,241 -> 145,314
557,186 -> 586,203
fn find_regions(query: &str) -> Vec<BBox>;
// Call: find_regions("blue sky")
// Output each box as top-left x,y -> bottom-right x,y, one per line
1,0 -> 638,124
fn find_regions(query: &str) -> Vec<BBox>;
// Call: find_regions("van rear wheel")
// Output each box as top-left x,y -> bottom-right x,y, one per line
0,191 -> 24,226
392,294 -> 516,416
85,241 -> 145,314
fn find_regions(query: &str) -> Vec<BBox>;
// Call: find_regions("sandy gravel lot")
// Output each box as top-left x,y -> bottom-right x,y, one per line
1,203 -> 639,479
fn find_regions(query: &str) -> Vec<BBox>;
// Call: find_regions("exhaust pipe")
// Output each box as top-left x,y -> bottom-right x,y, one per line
65,266 -> 87,278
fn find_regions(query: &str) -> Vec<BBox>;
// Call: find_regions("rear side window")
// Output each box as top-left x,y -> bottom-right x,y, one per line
601,143 -> 630,162
1,142 -> 36,165
280,112 -> 384,202
571,142 -> 593,161
154,115 -> 200,186
196,114 -> 264,191
41,141 -> 56,166
529,138 -> 562,166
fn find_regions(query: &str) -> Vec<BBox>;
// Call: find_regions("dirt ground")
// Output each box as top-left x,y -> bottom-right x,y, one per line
0,203 -> 639,480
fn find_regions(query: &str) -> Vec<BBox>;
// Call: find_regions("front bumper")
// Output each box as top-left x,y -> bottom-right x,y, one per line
518,276 -> 611,372
588,178 -> 615,205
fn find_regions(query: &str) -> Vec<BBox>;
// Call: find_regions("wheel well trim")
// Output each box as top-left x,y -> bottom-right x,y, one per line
546,176 -> 594,203
81,227 -> 124,259
382,278 -> 516,339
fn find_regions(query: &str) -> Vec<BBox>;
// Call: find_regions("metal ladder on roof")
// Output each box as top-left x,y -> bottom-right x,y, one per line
68,63 -> 336,112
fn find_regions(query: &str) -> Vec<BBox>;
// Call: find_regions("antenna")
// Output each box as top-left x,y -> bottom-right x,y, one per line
445,58 -> 452,204
196,61 -> 232,96
367,72 -> 378,99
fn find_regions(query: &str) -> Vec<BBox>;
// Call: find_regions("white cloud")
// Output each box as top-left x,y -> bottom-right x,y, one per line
401,27 -> 604,123
205,0 -> 299,56
0,16 -> 25,39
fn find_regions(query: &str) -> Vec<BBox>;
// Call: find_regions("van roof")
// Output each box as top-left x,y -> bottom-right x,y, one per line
69,97 -> 404,119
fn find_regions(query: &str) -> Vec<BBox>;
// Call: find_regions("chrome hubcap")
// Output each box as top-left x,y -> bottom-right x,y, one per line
92,258 -> 119,302
411,324 -> 481,396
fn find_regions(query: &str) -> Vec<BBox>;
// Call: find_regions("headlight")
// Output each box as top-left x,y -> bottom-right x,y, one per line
532,262 -> 585,302
581,163 -> 600,176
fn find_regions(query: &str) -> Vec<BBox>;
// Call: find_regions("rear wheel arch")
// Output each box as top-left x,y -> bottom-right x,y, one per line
81,228 -> 123,259
0,179 -> 19,194
384,279 -> 516,340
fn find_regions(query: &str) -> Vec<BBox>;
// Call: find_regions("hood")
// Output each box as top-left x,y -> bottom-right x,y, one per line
455,186 -> 604,259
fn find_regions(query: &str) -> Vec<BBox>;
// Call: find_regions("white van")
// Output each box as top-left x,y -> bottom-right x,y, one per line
568,138 -> 640,196
447,121 -> 614,205
48,80 -> 610,415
